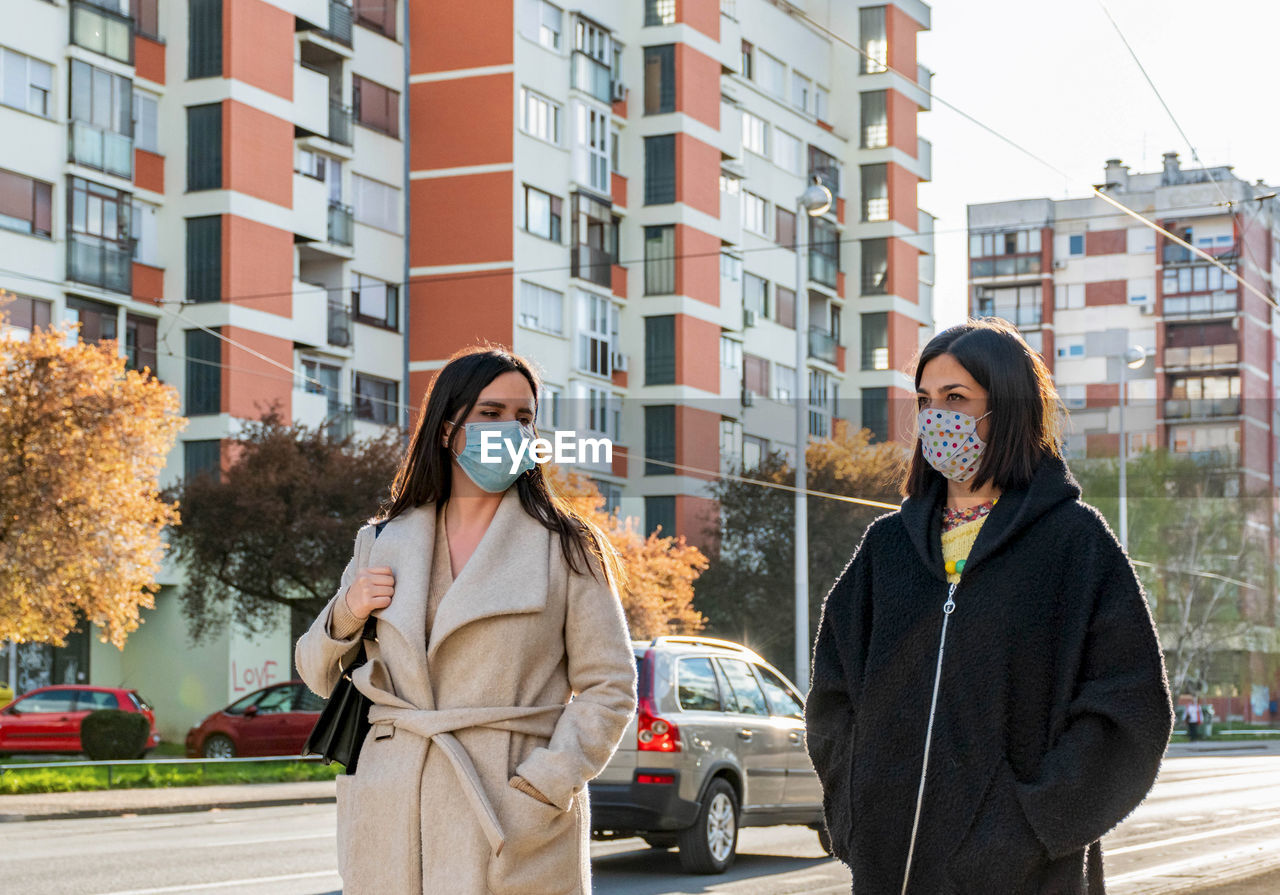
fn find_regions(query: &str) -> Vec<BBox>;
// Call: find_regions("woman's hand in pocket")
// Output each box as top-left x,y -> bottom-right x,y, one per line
346,566 -> 395,620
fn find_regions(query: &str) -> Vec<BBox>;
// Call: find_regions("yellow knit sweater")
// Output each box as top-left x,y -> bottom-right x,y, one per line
941,514 -> 989,584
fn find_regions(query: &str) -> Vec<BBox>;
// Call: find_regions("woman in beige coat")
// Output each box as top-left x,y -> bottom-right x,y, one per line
296,347 -> 638,895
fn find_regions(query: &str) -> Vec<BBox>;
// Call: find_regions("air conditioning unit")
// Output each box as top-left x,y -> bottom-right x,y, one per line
743,308 -> 758,328
741,388 -> 755,407
611,81 -> 627,102
1139,302 -> 1156,315
1052,259 -> 1068,270
610,351 -> 629,372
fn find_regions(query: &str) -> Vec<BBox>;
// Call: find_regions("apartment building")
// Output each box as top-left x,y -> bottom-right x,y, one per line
0,0 -> 406,738
967,154 -> 1279,717
409,0 -> 933,549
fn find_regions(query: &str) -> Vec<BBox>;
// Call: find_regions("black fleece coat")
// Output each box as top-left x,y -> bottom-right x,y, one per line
805,455 -> 1174,895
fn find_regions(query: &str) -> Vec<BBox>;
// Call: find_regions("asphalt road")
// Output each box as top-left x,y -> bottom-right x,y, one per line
2,755 -> 1279,894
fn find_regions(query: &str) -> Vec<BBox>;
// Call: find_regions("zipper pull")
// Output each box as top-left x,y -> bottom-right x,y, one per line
943,581 -> 957,615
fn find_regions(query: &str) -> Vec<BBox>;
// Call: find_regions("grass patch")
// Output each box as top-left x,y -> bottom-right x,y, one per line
0,756 -> 342,795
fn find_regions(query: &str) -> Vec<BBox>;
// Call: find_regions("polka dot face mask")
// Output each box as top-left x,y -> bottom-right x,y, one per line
918,408 -> 992,482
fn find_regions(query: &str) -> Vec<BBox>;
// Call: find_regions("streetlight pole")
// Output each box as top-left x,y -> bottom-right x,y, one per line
1118,345 -> 1146,552
794,176 -> 831,692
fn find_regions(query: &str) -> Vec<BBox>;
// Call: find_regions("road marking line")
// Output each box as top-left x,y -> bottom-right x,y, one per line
1107,817 -> 1280,856
94,869 -> 341,895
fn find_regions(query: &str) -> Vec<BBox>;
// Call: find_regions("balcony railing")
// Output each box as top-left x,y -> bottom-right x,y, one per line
69,121 -> 133,179
324,404 -> 354,441
571,51 -> 613,104
571,244 -> 612,288
1163,344 -> 1238,368
1164,397 -> 1241,419
68,234 -> 131,294
327,201 -> 354,246
1164,292 -> 1237,317
328,101 -> 353,146
970,255 -> 1042,278
808,327 -> 838,364
327,301 -> 353,347
324,0 -> 353,45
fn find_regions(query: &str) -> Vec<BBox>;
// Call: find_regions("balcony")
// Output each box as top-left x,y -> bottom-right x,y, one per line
68,234 -> 131,293
571,51 -> 613,104
809,250 -> 838,289
1163,291 -> 1237,318
327,301 -> 353,347
1164,397 -> 1240,420
70,1 -> 133,65
325,404 -> 354,441
572,244 -> 612,288
808,327 -> 838,364
970,254 -> 1042,278
69,122 -> 133,179
327,201 -> 354,246
329,101 -> 353,146
1163,344 -> 1238,369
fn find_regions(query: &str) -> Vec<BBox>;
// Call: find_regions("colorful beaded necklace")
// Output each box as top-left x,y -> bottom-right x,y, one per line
941,496 -> 998,576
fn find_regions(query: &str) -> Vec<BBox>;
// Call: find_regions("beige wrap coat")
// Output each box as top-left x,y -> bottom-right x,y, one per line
295,487 -> 638,894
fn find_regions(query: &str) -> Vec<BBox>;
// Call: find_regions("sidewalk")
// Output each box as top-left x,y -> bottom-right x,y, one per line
0,779 -> 336,823
1165,739 -> 1280,758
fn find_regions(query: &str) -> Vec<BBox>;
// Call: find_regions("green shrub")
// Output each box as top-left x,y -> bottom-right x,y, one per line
80,709 -> 150,760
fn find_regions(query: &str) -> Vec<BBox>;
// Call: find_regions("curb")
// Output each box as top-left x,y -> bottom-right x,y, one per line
0,793 -> 336,823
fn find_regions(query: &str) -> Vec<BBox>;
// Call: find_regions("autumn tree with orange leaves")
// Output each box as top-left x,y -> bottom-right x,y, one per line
545,464 -> 707,639
0,297 -> 184,648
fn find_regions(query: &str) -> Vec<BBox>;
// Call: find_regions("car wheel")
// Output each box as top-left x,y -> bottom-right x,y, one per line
642,834 -> 677,850
677,778 -> 738,874
815,824 -> 835,857
202,734 -> 236,759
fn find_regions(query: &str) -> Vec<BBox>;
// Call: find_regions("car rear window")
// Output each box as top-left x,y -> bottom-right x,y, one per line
128,692 -> 153,712
676,657 -> 722,712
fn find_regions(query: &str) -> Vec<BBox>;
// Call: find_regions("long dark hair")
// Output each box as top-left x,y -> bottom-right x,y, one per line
376,344 -> 626,591
902,317 -> 1064,498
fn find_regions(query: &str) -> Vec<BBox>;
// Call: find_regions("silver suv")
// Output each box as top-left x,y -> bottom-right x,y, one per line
589,636 -> 830,873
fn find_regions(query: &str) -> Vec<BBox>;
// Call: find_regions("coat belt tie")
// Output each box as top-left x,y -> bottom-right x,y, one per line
364,698 -> 565,857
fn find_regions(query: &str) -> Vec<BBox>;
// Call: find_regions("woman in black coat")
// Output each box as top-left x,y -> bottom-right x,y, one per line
805,318 -> 1174,894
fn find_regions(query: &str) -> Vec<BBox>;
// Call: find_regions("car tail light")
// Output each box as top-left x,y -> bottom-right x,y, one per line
637,773 -> 675,785
637,699 -> 680,752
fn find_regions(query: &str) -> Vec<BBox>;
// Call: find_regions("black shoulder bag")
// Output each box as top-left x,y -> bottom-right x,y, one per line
302,519 -> 388,775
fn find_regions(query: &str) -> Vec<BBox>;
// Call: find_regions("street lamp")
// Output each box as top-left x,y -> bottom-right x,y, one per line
1118,344 -> 1146,551
794,175 -> 833,692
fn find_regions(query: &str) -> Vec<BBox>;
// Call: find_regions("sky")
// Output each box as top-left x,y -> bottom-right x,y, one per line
915,0 -> 1280,330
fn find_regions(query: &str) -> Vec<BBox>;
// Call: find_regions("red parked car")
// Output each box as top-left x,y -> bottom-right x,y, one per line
0,685 -> 160,757
185,680 -> 325,758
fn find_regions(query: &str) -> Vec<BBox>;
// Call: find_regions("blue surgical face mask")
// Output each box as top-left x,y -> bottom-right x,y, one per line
450,419 -> 537,493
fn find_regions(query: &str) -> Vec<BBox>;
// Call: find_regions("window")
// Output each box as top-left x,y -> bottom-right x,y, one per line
1068,234 -> 1084,256
537,383 -> 562,429
743,353 -> 769,396
645,315 -> 675,385
188,0 -> 222,78
132,199 -> 158,266
645,494 -> 675,536
610,124 -> 620,172
773,364 -> 796,402
182,440 -> 221,482
775,206 -> 796,249
809,368 -> 832,436
133,0 -> 159,38
186,327 -> 221,414
643,45 -> 675,115
518,281 -> 563,333
0,294 -> 52,340
742,191 -> 768,236
743,273 -> 768,316
740,40 -> 753,79
69,60 -> 133,178
815,85 -> 829,121
861,91 -> 887,148
861,238 -> 888,294
521,88 -> 561,144
538,0 -> 562,50
576,289 -> 617,377
74,2 -> 133,65
861,312 -> 888,370
791,72 -> 811,112
741,111 -> 768,156
352,174 -> 400,232
809,217 -> 839,288
133,89 -> 159,153
1,47 -> 54,117
717,659 -> 769,715
354,373 -> 398,425
570,191 -> 614,286
186,104 -> 222,190
125,313 -> 158,374
1053,284 -> 1084,310
523,185 -> 562,241
354,0 -> 396,39
1169,424 -> 1240,464
69,176 -> 132,293
645,404 -> 675,474
186,215 -> 221,303
0,168 -> 52,238
644,225 -> 675,295
676,658 -> 721,712
720,250 -> 742,282
574,101 -> 610,192
1055,339 -> 1085,359
758,50 -> 785,97
861,164 -> 888,221
17,690 -> 76,714
809,144 -> 840,196
353,75 -> 399,138
645,0 -> 676,26
775,286 -> 795,328
644,134 -> 675,204
755,664 -> 803,719
859,7 -> 887,73
720,334 -> 742,369
66,295 -> 118,344
774,129 -> 801,174
1168,375 -> 1240,418
575,382 -> 619,440
742,435 -> 767,470
352,273 -> 398,329
862,386 -> 888,441
976,284 -> 1042,326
